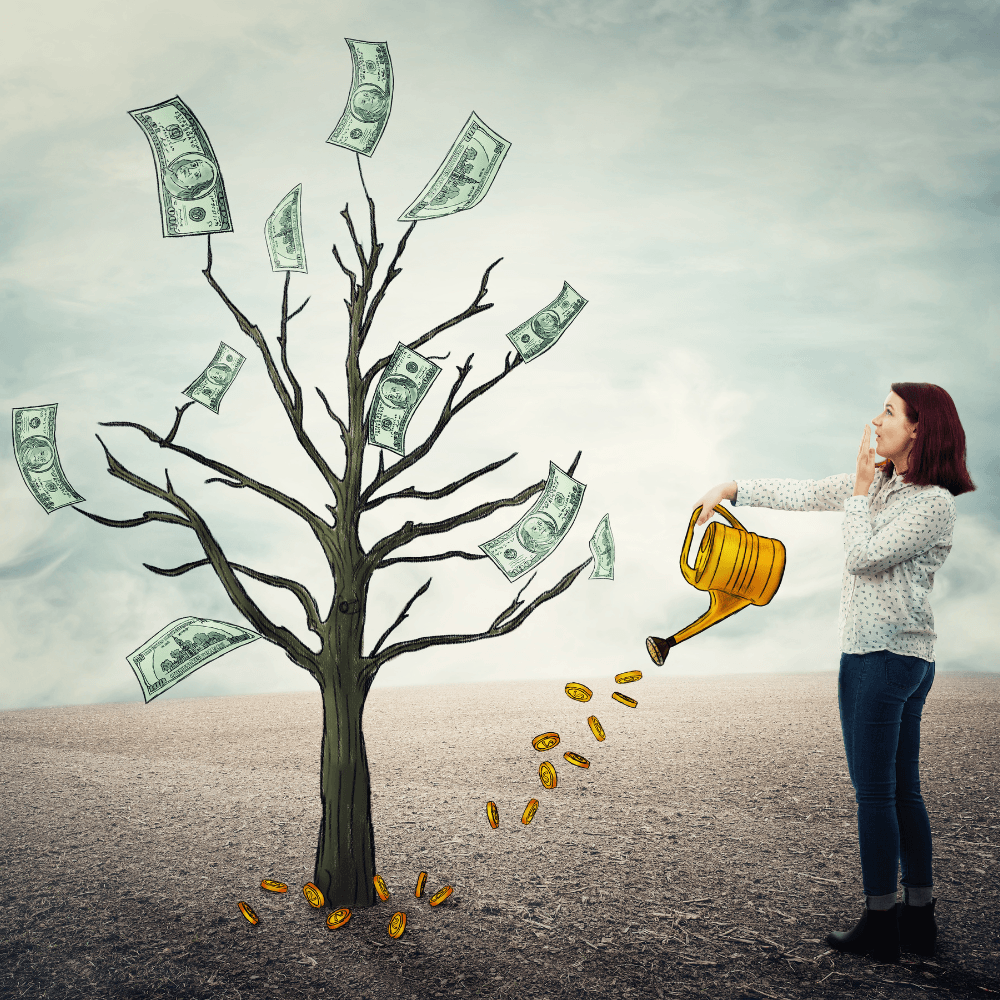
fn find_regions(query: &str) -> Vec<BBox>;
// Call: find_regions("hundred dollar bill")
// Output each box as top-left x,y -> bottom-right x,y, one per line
588,513 -> 615,580
128,95 -> 233,237
507,282 -> 588,363
127,617 -> 261,704
398,112 -> 511,222
479,462 -> 586,582
265,183 -> 307,272
326,39 -> 393,157
182,342 -> 246,414
367,343 -> 442,456
12,404 -> 85,514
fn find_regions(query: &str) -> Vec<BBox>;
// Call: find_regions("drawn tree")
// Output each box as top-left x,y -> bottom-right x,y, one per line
76,159 -> 592,909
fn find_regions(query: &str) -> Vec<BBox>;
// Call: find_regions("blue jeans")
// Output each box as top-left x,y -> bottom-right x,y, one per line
838,650 -> 935,897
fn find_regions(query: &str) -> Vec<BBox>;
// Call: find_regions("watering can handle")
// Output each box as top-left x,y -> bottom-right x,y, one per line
680,504 -> 749,584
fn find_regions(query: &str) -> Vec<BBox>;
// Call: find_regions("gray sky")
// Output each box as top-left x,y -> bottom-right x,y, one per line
2,0 -> 998,712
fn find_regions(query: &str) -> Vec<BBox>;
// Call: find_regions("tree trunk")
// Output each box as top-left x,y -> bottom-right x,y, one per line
312,659 -> 377,909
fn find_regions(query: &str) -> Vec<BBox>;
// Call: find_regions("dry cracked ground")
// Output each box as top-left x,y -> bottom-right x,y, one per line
1,671 -> 998,1000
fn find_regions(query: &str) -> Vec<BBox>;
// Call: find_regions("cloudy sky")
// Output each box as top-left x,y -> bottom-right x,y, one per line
2,0 -> 997,713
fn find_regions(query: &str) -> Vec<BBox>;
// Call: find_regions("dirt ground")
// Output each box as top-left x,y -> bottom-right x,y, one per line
1,670 -> 998,1000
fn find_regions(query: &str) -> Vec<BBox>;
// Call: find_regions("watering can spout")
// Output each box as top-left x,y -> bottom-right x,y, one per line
646,504 -> 785,665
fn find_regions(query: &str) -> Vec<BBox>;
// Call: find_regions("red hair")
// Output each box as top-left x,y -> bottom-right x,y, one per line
886,383 -> 976,496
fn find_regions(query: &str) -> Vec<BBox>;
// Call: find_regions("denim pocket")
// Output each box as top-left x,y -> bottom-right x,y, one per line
883,651 -> 926,694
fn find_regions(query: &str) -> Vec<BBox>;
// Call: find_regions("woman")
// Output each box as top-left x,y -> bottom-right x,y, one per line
691,383 -> 975,964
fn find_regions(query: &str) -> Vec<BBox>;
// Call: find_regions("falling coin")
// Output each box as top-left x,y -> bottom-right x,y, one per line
303,882 -> 325,908
565,682 -> 593,703
260,879 -> 288,893
374,874 -> 390,901
612,692 -> 638,708
327,908 -> 351,929
587,715 -> 606,741
615,670 -> 642,684
532,732 -> 560,751
521,798 -> 539,825
539,761 -> 557,789
429,885 -> 453,907
563,751 -> 590,768
415,871 -> 427,897
238,901 -> 259,925
388,912 -> 407,938
486,800 -> 499,829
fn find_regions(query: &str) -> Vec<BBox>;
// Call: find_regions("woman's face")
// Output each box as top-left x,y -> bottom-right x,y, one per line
872,390 -> 918,464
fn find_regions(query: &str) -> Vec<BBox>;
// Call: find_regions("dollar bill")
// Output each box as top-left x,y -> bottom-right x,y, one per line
479,462 -> 586,582
12,404 -> 85,514
127,617 -> 261,704
326,39 -> 393,157
264,183 -> 307,272
128,95 -> 233,238
182,342 -> 246,414
588,513 -> 615,580
367,342 -> 442,455
507,282 -> 588,363
398,112 -> 511,222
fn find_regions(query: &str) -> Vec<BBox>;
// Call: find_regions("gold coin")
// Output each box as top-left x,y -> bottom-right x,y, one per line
429,885 -> 453,907
565,682 -> 593,702
238,901 -> 259,925
587,715 -> 606,741
615,670 -> 642,684
538,761 -> 557,789
327,907 -> 351,929
521,797 -> 539,824
486,800 -> 499,829
260,879 -> 288,893
374,874 -> 390,901
388,911 -> 407,938
563,751 -> 590,768
415,871 -> 427,897
302,882 -> 325,908
612,692 -> 638,708
532,731 -> 560,751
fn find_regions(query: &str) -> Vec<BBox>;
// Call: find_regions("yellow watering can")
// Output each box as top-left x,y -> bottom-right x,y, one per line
646,504 -> 786,665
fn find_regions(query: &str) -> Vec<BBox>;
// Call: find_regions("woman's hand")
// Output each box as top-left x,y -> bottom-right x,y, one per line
854,425 -> 877,497
692,481 -> 737,526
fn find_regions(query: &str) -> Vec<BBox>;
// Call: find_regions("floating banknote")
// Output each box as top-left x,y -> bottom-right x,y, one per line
398,112 -> 511,222
127,617 -> 260,703
183,342 -> 246,414
12,404 -> 85,513
128,96 -> 233,238
367,342 -> 442,455
264,184 -> 307,272
326,39 -> 393,157
479,461 -> 585,581
507,282 -> 588,364
588,513 -> 615,580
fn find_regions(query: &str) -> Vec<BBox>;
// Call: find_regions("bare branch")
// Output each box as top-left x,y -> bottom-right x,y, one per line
360,220 -> 417,346
490,572 -> 537,630
143,558 -> 211,576
278,270 -> 304,422
163,401 -> 196,446
361,257 -> 502,394
362,452 -> 517,512
315,386 -> 349,446
332,243 -> 358,296
367,577 -> 431,658
377,550 -> 487,568
205,477 -> 246,488
372,556 -> 593,669
287,296 -> 311,322
341,203 -> 367,271
75,506 -> 192,530
357,152 -> 377,261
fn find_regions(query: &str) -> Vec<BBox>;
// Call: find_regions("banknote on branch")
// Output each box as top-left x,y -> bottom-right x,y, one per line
264,183 -> 307,272
589,513 -> 615,580
479,462 -> 586,582
12,404 -> 85,514
128,95 -> 233,237
127,617 -> 261,703
507,282 -> 588,363
367,342 -> 442,455
326,39 -> 393,157
183,342 -> 246,414
398,112 -> 511,222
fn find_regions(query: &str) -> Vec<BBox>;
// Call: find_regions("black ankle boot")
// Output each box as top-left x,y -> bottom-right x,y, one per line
826,902 -> 900,963
899,898 -> 937,957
